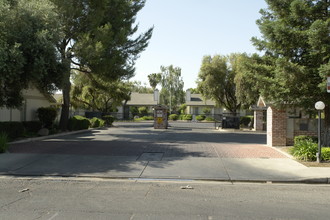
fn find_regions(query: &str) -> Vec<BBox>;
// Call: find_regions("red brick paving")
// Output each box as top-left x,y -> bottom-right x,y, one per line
213,144 -> 287,158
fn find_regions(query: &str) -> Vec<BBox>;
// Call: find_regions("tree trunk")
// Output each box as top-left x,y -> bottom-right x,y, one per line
59,73 -> 71,131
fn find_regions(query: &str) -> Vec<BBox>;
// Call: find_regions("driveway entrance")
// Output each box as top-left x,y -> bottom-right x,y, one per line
9,122 -> 282,159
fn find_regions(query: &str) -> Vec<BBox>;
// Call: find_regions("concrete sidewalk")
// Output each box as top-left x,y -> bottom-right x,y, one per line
1,153 -> 330,183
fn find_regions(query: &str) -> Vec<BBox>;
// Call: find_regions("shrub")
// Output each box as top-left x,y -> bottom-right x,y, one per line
196,115 -> 206,121
138,107 -> 149,117
142,116 -> 154,120
322,148 -> 330,161
183,114 -> 192,121
134,117 -> 144,121
294,135 -> 318,144
22,121 -> 42,133
290,135 -> 318,161
202,108 -> 211,114
179,104 -> 187,114
205,117 -> 214,121
169,114 -> 179,120
68,115 -> 91,131
0,132 -> 8,153
90,117 -> 105,128
240,116 -> 253,127
0,122 -> 25,140
102,115 -> 115,126
37,107 -> 57,128
130,106 -> 139,117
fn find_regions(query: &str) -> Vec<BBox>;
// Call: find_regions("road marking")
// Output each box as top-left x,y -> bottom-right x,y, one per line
47,212 -> 59,220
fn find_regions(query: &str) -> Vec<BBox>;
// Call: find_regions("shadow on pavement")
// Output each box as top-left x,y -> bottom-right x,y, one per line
2,123 -> 307,181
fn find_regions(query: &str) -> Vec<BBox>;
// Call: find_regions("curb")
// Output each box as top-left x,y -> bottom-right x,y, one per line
8,128 -> 101,145
0,173 -> 329,184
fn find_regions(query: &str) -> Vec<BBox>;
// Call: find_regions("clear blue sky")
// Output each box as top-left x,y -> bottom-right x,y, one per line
132,0 -> 268,90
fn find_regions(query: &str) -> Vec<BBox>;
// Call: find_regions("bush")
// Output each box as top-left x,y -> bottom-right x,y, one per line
202,108 -> 211,114
0,132 -> 8,153
68,115 -> 91,131
196,115 -> 206,121
90,117 -> 105,128
290,136 -> 318,161
138,107 -> 149,117
0,122 -> 25,140
130,106 -> 139,117
205,117 -> 214,121
322,148 -> 330,161
142,116 -> 153,120
169,114 -> 179,120
22,121 -> 43,133
240,116 -> 253,127
183,114 -> 192,121
102,115 -> 115,126
179,104 -> 187,114
294,135 -> 318,144
37,107 -> 57,128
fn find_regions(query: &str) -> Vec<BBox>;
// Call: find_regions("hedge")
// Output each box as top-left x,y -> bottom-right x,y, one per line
0,122 -> 25,140
68,115 -> 91,131
37,107 -> 57,128
169,114 -> 179,120
196,115 -> 206,121
22,121 -> 42,133
240,116 -> 253,127
102,115 -> 115,126
90,117 -> 105,128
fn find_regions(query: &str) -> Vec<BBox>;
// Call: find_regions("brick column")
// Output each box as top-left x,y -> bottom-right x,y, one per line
254,110 -> 264,131
267,106 -> 287,146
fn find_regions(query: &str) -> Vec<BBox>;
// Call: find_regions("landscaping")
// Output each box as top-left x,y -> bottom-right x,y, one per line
278,135 -> 330,167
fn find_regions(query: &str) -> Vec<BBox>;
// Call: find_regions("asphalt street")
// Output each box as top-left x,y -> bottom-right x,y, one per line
0,177 -> 330,220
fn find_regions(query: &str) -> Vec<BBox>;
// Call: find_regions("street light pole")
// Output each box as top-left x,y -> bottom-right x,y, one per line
315,101 -> 325,163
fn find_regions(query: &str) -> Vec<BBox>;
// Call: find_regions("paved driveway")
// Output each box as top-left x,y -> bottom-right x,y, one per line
5,122 -> 329,182
9,122 -> 284,159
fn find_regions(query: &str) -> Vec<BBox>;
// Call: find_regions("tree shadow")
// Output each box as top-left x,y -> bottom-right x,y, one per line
3,123 -> 305,181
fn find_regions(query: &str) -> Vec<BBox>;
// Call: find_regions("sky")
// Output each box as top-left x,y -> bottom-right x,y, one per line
132,0 -> 268,90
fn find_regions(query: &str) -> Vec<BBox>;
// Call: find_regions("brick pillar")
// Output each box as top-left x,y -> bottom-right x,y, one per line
267,106 -> 287,146
254,110 -> 264,131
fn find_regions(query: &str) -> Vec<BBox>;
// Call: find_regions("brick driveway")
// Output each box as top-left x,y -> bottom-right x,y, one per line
9,122 -> 286,159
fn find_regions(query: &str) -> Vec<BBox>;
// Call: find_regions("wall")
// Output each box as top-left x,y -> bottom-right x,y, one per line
286,118 -> 318,145
267,106 -> 287,146
0,86 -> 53,122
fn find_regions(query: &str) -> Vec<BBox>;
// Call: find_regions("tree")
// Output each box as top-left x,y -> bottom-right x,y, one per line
0,0 -> 63,108
50,0 -> 153,130
188,88 -> 200,94
147,73 -> 161,90
234,53 -> 271,109
197,54 -> 241,114
71,72 -> 131,113
159,65 -> 185,112
130,81 -> 153,93
251,0 -> 330,112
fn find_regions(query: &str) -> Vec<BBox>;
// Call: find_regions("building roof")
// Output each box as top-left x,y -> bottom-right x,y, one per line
185,94 -> 216,106
126,92 -> 157,106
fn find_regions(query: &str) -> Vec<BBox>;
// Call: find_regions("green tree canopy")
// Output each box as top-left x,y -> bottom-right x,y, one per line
0,0 -> 63,108
71,72 -> 131,113
130,81 -> 153,93
159,65 -> 185,113
51,0 -> 153,130
250,0 -> 330,110
197,54 -> 241,114
147,73 -> 161,90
